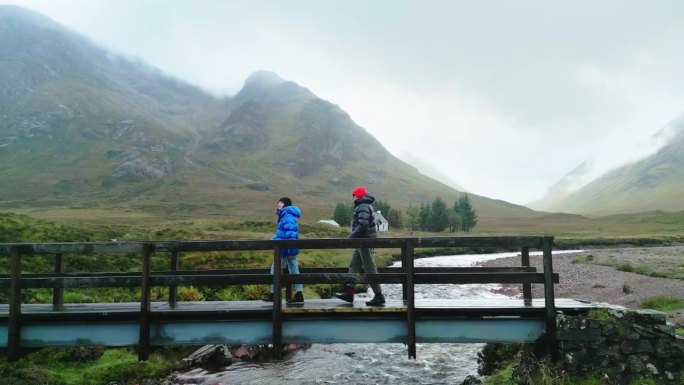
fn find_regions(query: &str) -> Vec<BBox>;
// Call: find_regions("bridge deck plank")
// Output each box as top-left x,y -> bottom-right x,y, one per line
0,298 -> 595,318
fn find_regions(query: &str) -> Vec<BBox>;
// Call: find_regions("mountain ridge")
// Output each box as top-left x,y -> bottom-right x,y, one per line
530,112 -> 684,216
0,5 -> 543,223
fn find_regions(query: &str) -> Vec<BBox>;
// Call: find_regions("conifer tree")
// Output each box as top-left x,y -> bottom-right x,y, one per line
448,210 -> 462,232
454,194 -> 478,232
374,200 -> 391,216
428,197 -> 449,232
387,208 -> 403,229
332,202 -> 352,227
418,203 -> 431,231
405,206 -> 419,230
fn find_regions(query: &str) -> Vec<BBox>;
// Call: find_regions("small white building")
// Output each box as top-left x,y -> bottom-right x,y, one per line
318,219 -> 340,227
374,211 -> 389,232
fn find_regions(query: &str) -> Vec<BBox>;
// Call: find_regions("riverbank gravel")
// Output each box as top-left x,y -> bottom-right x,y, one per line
480,246 -> 684,326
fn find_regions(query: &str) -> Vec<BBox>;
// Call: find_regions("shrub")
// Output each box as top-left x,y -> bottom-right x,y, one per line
151,286 -> 169,301
622,284 -> 632,294
242,285 -> 267,300
512,354 -> 567,385
477,343 -> 523,376
8,367 -> 66,385
178,286 -> 204,301
617,264 -> 635,272
64,346 -> 105,363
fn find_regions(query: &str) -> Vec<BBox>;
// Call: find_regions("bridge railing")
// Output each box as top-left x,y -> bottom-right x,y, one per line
0,236 -> 556,360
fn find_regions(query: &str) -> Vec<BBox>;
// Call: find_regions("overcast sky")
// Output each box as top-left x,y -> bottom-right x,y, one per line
3,0 -> 684,204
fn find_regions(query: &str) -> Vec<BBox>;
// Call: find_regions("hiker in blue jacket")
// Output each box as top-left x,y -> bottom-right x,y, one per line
262,197 -> 304,304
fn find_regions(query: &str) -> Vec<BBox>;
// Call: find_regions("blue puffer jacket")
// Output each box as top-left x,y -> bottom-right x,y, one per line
273,205 -> 301,257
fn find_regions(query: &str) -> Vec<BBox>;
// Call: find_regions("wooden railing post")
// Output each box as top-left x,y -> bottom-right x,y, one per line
542,236 -> 557,359
138,243 -> 153,361
406,239 -> 416,359
8,247 -> 22,361
272,244 -> 283,358
52,253 -> 65,307
401,243 -> 407,301
168,250 -> 178,306
284,266 -> 292,301
521,246 -> 531,304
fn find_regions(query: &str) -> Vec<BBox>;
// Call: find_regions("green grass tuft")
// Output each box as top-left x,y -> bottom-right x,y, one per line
0,347 -> 192,385
640,296 -> 684,311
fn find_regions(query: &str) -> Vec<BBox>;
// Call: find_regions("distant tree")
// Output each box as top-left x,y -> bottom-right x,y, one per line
427,197 -> 449,232
387,209 -> 403,229
455,194 -> 478,232
418,203 -> 431,231
448,210 -> 462,233
405,206 -> 420,229
332,203 -> 352,227
374,200 -> 391,216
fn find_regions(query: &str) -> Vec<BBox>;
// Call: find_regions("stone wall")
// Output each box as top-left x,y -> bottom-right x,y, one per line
556,308 -> 684,383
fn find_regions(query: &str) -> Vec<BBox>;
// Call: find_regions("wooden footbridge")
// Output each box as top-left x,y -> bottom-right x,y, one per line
0,236 -> 595,361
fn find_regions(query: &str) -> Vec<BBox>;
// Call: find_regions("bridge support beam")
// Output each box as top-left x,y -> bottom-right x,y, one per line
8,247 -> 21,361
521,246 -> 531,304
168,250 -> 179,306
138,243 -> 153,361
52,253 -> 65,307
405,239 -> 416,359
542,236 -> 557,359
272,245 -> 283,358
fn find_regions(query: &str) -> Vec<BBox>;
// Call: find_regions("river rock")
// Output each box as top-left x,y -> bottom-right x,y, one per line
177,345 -> 231,370
460,375 -> 482,385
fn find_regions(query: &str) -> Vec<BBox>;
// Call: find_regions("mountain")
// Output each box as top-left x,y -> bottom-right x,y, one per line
187,69 -> 542,222
0,5 -> 540,224
529,112 -> 684,216
0,5 -> 229,203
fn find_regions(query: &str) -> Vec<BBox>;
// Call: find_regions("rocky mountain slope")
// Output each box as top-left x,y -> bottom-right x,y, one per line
530,113 -> 684,216
0,5 -> 542,223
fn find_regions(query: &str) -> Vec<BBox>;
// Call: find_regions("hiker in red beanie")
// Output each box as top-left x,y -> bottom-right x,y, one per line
334,186 -> 385,306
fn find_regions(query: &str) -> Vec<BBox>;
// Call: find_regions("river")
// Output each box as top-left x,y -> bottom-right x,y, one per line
180,250 -> 580,385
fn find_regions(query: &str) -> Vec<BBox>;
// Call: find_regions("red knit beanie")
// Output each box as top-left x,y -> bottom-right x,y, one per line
352,186 -> 366,199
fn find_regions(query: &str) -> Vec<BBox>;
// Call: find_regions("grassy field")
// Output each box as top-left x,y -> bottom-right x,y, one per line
8,205 -> 684,238
571,247 -> 684,281
1,208 -> 682,304
0,209 -> 682,384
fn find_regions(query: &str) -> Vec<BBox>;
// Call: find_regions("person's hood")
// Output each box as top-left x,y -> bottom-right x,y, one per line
355,193 -> 376,205
279,205 -> 301,218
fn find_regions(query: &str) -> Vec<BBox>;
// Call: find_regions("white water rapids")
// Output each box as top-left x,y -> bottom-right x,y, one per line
182,250 -> 581,385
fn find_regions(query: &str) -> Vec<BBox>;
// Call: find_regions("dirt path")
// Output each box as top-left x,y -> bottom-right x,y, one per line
480,245 -> 684,326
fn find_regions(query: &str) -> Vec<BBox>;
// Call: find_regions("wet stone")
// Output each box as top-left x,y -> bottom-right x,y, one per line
646,363 -> 659,375
621,340 -> 653,354
627,355 -> 646,373
634,309 -> 667,325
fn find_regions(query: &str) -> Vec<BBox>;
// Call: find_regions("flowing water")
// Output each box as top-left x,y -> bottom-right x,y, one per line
183,250 -> 580,385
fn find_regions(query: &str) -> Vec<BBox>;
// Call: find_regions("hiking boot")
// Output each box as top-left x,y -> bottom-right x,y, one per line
334,286 -> 355,303
261,292 -> 274,302
366,293 -> 385,306
286,291 -> 304,304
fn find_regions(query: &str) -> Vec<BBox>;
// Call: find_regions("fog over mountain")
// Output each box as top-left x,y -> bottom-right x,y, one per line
0,5 -> 542,223
398,151 -> 468,192
530,112 -> 684,215
2,1 -> 684,205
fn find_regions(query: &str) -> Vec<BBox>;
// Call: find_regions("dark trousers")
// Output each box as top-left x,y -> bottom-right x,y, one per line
348,247 -> 382,294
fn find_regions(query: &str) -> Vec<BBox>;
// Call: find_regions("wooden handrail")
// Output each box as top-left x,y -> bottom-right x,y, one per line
0,236 -> 547,255
0,235 -> 556,362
